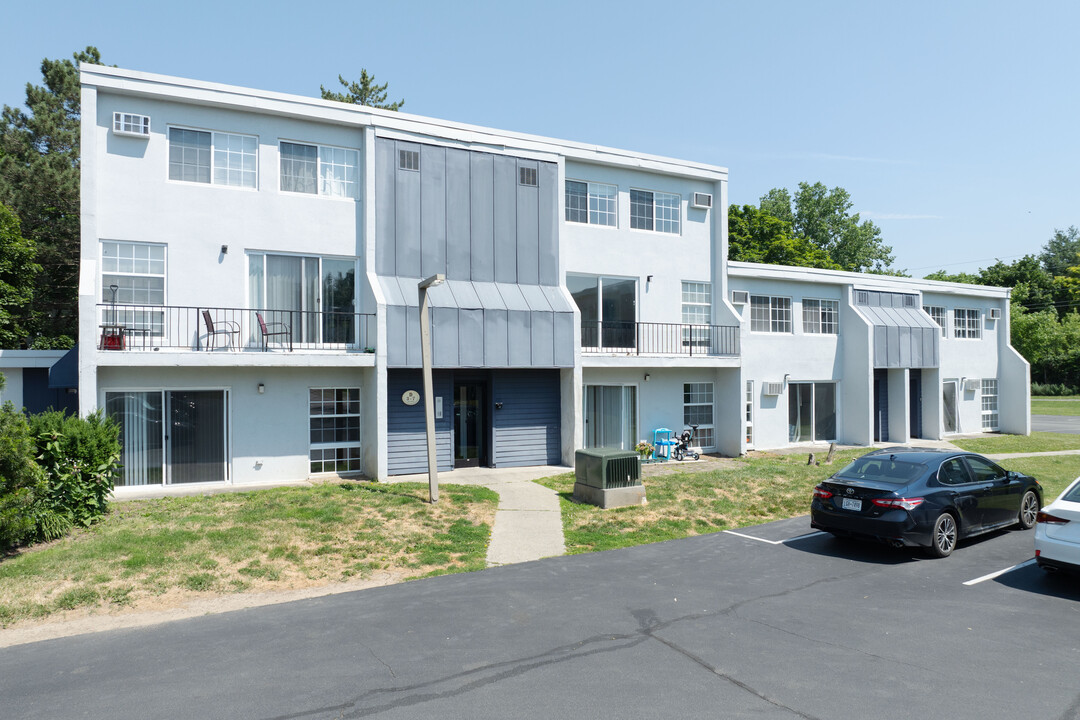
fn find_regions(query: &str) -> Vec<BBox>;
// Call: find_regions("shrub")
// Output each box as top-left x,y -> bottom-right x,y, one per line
1031,382 -> 1079,397
28,410 -> 121,537
0,402 -> 46,549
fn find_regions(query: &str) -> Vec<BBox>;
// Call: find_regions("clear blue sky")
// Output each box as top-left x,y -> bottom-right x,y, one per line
3,0 -> 1077,276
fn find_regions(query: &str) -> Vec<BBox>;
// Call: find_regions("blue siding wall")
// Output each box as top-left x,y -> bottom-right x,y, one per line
492,370 -> 561,468
23,368 -> 77,415
387,370 -> 453,475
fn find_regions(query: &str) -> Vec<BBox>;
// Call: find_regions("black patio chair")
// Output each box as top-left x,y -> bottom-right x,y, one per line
202,310 -> 240,351
256,311 -> 292,351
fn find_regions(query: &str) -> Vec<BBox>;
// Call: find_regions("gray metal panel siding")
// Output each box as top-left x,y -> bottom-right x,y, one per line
492,370 -> 561,468
485,310 -> 508,367
387,305 -> 409,367
445,148 -> 472,281
387,370 -> 453,475
530,312 -> 555,366
508,310 -> 532,366
420,144 -> 446,279
538,162 -> 558,285
375,139 -> 396,276
470,153 -> 494,282
898,327 -> 911,367
432,307 -> 458,366
405,306 -> 422,367
516,161 -> 539,285
874,326 -> 887,368
459,309 -> 485,367
554,313 -> 574,367
493,155 -> 517,283
395,142 -> 422,277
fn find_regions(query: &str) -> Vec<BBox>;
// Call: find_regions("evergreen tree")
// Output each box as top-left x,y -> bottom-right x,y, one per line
0,204 -> 40,347
321,71 -> 404,110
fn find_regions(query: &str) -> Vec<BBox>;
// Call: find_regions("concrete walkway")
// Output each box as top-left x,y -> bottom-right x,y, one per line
385,465 -> 569,566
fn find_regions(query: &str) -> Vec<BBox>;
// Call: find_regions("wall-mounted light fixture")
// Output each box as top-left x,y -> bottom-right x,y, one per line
257,383 -> 265,394
644,373 -> 651,382
646,275 -> 654,283
221,244 -> 229,255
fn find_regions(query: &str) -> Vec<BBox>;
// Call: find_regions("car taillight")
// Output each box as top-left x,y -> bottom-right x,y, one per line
813,486 -> 833,500
872,497 -> 924,511
1036,511 -> 1069,525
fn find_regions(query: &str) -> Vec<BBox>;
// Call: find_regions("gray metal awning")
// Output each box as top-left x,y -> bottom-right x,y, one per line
859,306 -> 939,369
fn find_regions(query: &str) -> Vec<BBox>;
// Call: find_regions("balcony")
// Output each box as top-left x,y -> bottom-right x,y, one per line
96,304 -> 376,354
580,321 -> 740,357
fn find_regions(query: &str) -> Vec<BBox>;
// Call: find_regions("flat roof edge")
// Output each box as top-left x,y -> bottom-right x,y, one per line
727,261 -> 1011,297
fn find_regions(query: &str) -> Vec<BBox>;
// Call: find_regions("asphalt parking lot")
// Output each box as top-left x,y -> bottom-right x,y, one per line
2,515 -> 1078,720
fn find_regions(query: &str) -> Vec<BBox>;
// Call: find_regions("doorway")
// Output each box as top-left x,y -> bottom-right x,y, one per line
453,380 -> 486,468
909,369 -> 923,439
943,380 -> 958,433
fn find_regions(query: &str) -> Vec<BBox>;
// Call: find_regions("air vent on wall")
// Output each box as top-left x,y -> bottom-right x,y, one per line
988,308 -> 1001,319
763,382 -> 784,396
113,112 -> 150,138
731,290 -> 749,305
691,192 -> 713,209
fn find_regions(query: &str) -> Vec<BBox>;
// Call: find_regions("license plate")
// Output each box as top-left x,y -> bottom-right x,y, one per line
841,498 -> 862,512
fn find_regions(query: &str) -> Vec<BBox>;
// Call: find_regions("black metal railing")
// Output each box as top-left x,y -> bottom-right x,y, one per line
96,304 -> 376,353
580,321 -> 740,356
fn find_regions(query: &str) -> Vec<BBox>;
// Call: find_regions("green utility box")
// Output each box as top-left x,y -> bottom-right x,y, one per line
574,448 -> 646,509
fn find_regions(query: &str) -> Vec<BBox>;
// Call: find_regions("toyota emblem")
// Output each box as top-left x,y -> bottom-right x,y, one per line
845,488 -> 855,496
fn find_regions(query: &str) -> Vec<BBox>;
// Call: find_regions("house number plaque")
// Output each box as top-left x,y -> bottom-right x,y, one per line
401,390 -> 420,406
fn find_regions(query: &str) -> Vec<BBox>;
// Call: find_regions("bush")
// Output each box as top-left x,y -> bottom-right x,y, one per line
0,402 -> 47,549
1031,382 -> 1079,397
28,410 -> 121,537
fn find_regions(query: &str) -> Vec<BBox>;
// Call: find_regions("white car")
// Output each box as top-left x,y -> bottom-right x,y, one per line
1035,476 -> 1080,575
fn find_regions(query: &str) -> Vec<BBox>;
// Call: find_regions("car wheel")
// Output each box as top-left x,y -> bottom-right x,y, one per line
928,513 -> 958,558
1018,490 -> 1039,530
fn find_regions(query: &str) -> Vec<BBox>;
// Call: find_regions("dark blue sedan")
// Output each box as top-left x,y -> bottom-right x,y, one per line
810,447 -> 1042,557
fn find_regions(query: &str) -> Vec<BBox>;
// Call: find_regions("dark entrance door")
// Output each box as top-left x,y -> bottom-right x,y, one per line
454,381 -> 486,468
909,369 -> 923,439
873,369 -> 888,442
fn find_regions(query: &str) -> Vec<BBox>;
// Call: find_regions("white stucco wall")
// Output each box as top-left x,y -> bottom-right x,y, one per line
0,368 -> 22,408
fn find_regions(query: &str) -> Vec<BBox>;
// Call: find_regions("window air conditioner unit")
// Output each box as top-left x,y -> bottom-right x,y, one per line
691,192 -> 713,209
113,112 -> 150,138
988,308 -> 1001,319
731,290 -> 749,305
763,382 -> 784,396
964,378 -> 982,392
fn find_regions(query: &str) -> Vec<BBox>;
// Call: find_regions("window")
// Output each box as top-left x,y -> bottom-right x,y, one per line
966,455 -> 1005,482
398,148 -> 419,171
788,382 -> 836,443
630,189 -> 680,234
101,241 -> 166,336
248,253 -> 357,346
953,308 -> 981,339
682,281 -> 712,347
113,112 -> 149,136
684,383 -> 715,449
981,379 -> 999,430
568,274 -> 636,349
280,142 -> 359,198
565,180 -> 617,226
745,381 -> 754,448
519,166 -> 538,186
924,305 -> 947,337
802,299 -> 839,334
584,385 -> 636,450
750,295 -> 792,333
309,388 -> 362,474
168,128 -> 256,187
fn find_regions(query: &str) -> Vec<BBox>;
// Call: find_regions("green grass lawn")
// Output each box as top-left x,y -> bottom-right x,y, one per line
951,432 -> 1080,454
0,481 -> 497,628
997,456 -> 1080,501
535,450 -> 866,554
1031,398 -> 1080,416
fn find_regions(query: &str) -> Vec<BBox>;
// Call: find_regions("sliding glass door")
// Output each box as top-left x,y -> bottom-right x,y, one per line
249,253 -> 356,346
106,390 -> 229,485
787,382 -> 836,443
568,274 -> 637,350
584,385 -> 637,450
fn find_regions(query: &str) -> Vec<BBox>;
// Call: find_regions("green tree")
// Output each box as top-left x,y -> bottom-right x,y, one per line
759,182 -> 896,273
0,47 -> 105,344
1039,226 -> 1080,278
922,269 -> 979,283
320,71 -> 404,110
977,255 -> 1056,312
0,204 -> 40,347
728,204 -> 840,269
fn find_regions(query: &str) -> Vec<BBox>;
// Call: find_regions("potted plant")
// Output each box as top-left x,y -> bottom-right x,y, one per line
635,440 -> 654,461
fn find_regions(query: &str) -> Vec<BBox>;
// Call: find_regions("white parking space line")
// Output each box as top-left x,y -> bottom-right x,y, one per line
963,559 -> 1036,586
783,531 -> 827,544
722,530 -> 826,546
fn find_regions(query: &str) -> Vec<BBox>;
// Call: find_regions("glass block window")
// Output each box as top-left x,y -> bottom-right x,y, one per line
745,380 -> 754,448
802,299 -> 839,334
101,241 -> 166,336
981,379 -> 999,430
630,189 -> 680,234
924,305 -> 947,337
750,295 -> 792,333
169,128 -> 256,187
566,180 -> 617,226
684,382 -> 715,450
953,308 -> 981,339
309,388 -> 362,474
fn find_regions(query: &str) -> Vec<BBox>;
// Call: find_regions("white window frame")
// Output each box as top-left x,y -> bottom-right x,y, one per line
630,188 -> 681,234
750,295 -> 792,333
565,179 -> 618,227
100,240 -> 167,338
309,387 -> 363,474
953,308 -> 982,339
924,305 -> 947,337
167,126 -> 258,189
681,281 -> 712,347
745,380 -> 754,449
981,379 -> 999,431
279,140 -> 359,199
583,383 -> 638,451
684,382 -> 715,450
802,298 -> 839,335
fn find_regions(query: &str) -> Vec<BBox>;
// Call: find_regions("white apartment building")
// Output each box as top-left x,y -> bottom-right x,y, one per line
78,65 -> 1029,488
